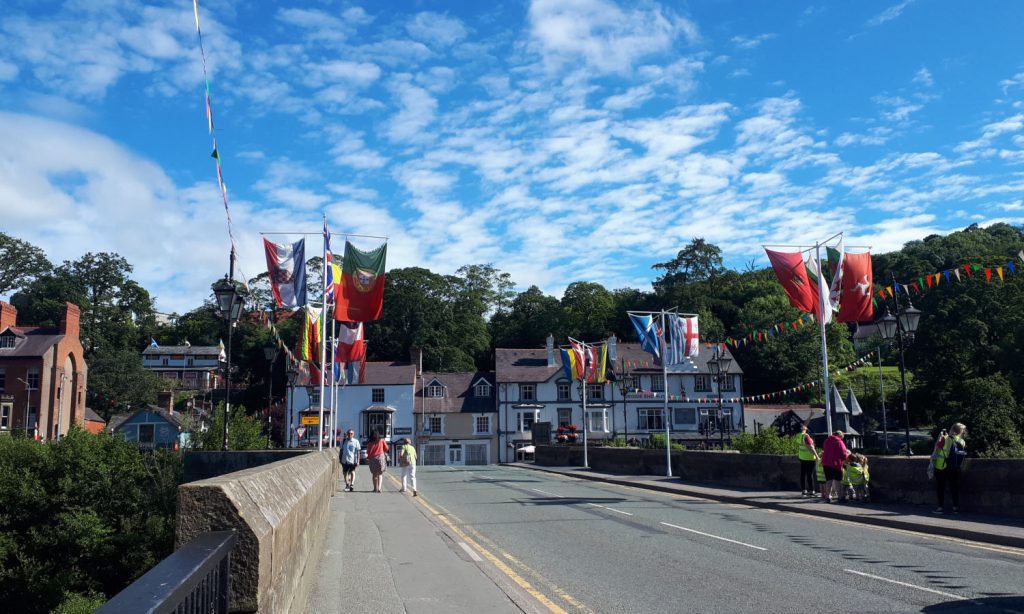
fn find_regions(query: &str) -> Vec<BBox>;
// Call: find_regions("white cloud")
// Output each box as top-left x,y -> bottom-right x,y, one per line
730,33 -> 775,49
385,77 -> 438,143
405,12 -> 467,48
866,1 -> 914,27
0,60 -> 20,81
912,67 -> 933,87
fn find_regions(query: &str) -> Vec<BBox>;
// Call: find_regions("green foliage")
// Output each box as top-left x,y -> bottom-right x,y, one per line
0,232 -> 52,296
0,428 -> 181,613
934,374 -> 1024,457
605,437 -> 630,448
190,403 -> 269,451
52,591 -> 107,614
87,349 -> 165,419
560,281 -> 615,340
731,429 -> 802,455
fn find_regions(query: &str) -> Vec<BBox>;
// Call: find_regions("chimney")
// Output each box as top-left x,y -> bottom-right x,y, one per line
409,347 -> 422,375
60,302 -> 80,339
0,301 -> 17,331
608,334 -> 617,361
546,333 -> 555,367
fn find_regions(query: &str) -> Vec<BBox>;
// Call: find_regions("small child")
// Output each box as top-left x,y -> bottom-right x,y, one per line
814,450 -> 827,500
844,454 -> 870,502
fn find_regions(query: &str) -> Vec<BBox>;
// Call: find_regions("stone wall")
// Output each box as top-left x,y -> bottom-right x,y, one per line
177,450 -> 340,613
534,445 -> 1024,518
183,450 -> 315,482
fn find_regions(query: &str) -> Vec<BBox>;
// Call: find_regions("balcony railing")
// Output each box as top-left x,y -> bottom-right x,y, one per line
97,530 -> 236,614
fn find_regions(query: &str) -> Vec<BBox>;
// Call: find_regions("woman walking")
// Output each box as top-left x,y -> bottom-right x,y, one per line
821,430 -> 850,503
366,430 -> 390,493
933,423 -> 967,514
398,438 -> 418,496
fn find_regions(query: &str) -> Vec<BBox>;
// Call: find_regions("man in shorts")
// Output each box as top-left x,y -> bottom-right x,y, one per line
340,429 -> 361,492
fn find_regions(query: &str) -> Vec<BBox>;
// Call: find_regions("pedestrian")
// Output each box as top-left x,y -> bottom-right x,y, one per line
340,429 -> 360,492
398,438 -> 418,496
795,424 -> 819,497
821,430 -> 850,503
814,449 -> 826,499
843,454 -> 870,502
933,422 -> 967,514
366,430 -> 390,493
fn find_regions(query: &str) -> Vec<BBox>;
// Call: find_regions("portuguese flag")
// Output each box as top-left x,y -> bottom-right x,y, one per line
335,241 -> 387,322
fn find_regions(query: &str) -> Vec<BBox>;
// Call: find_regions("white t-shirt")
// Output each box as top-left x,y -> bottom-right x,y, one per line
341,438 -> 361,465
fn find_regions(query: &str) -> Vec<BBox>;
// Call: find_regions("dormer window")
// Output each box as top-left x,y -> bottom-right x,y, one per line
474,381 -> 492,398
426,384 -> 444,398
0,334 -> 16,349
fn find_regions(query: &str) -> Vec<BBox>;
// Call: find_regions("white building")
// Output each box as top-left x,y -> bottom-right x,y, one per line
495,335 -> 744,462
287,360 -> 417,448
416,371 -> 498,466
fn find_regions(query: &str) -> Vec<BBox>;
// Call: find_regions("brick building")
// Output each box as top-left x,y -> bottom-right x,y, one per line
0,301 -> 88,439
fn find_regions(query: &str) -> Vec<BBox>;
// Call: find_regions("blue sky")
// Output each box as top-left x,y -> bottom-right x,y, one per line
1,0 -> 1022,314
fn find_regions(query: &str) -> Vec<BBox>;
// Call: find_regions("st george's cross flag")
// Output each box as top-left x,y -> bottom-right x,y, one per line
665,314 -> 699,364
335,241 -> 387,322
263,238 -> 307,308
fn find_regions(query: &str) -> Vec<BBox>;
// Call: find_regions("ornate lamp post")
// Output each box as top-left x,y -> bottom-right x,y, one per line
263,342 -> 279,449
213,273 -> 244,451
286,359 -> 299,449
877,294 -> 921,457
707,345 -> 733,449
616,364 -> 630,445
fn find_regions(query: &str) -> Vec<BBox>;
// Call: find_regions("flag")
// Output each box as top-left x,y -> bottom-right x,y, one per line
559,347 -> 582,380
335,241 -> 387,321
584,343 -> 608,383
837,251 -> 873,322
323,218 -> 338,302
263,238 -> 307,308
629,313 -> 661,358
665,314 -> 700,364
827,238 -> 845,317
150,338 -> 158,348
765,249 -> 819,314
335,321 -> 365,363
297,306 -> 321,362
218,339 -> 226,362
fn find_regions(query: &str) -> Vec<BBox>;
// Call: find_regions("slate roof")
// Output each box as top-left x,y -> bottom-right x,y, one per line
0,326 -> 66,358
108,405 -> 188,432
495,341 -> 741,383
143,345 -> 220,356
417,372 -> 496,413
84,407 -> 105,424
358,361 -> 417,386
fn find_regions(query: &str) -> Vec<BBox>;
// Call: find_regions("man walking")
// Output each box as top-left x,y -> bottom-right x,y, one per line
340,429 -> 361,492
398,438 -> 418,496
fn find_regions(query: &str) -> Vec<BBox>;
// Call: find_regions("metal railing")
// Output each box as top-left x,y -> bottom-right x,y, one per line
97,531 -> 236,614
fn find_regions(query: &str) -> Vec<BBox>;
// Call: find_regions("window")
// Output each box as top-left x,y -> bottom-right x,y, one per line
474,382 -> 491,398
650,376 -> 664,392
474,415 -> 490,434
426,384 -> 444,398
621,376 -> 637,391
26,368 -> 40,390
673,407 -> 697,426
186,357 -> 194,366
423,444 -> 446,465
557,408 -> 572,429
557,381 -> 571,401
519,384 -> 536,401
721,375 -> 736,392
309,389 -> 321,405
694,374 -> 710,392
139,424 -> 155,444
587,409 -> 607,433
0,403 -> 11,430
586,384 -> 603,400
518,411 -> 537,432
372,388 -> 385,403
638,408 -> 664,431
161,357 -> 169,366
426,416 -> 443,434
0,368 -> 5,392
0,335 -> 14,349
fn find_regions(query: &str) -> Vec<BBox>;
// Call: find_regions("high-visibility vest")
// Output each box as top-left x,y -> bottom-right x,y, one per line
934,435 -> 964,471
797,433 -> 816,461
815,459 -> 825,482
844,464 -> 866,486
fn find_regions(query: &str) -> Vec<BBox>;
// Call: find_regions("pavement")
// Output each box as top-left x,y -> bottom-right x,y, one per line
511,462 -> 1024,550
306,470 -> 551,614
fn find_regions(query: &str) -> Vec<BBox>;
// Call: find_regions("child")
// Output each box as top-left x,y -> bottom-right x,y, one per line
844,454 -> 870,502
814,449 -> 827,501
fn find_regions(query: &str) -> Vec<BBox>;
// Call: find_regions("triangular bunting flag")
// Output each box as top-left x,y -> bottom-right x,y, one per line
997,267 -> 1004,281
985,268 -> 992,283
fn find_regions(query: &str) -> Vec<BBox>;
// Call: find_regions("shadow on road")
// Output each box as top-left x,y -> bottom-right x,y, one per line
921,596 -> 1024,613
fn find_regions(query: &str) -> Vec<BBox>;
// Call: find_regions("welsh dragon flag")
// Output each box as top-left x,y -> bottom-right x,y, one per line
335,241 -> 387,322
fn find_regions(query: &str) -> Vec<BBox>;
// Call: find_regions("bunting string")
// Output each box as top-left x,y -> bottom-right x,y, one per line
872,251 -> 1024,308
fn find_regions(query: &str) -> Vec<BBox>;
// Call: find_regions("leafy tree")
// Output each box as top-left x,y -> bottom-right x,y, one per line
560,281 -> 614,340
934,374 -> 1024,457
490,285 -> 563,349
87,349 -> 165,419
190,403 -> 269,450
455,263 -> 516,314
652,238 -> 725,292
0,232 -> 52,297
732,428 -> 801,455
65,252 -> 154,355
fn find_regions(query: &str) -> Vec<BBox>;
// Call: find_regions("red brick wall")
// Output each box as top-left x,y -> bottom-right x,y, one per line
0,301 -> 16,331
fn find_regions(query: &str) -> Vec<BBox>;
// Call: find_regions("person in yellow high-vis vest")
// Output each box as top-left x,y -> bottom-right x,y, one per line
795,424 -> 820,497
933,423 -> 967,514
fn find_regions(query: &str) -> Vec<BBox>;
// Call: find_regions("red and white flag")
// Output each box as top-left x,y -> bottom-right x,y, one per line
335,322 -> 365,364
263,238 -> 307,308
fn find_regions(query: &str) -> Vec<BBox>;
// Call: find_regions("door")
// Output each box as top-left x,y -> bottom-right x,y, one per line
447,445 -> 463,466
465,443 -> 488,465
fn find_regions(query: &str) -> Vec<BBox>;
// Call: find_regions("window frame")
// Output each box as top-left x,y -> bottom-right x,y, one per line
474,382 -> 491,398
0,335 -> 14,349
0,367 -> 5,392
519,383 -> 536,401
138,424 -> 155,444
518,411 -> 537,432
426,415 -> 443,435
673,407 -> 697,427
26,368 -> 40,390
638,408 -> 665,431
0,403 -> 10,430
426,384 -> 444,398
372,387 -> 385,403
557,408 -> 572,429
694,374 -> 710,392
556,381 -> 571,401
586,384 -> 604,400
474,415 -> 491,435
650,376 -> 664,392
586,409 -> 608,433
721,374 -> 736,392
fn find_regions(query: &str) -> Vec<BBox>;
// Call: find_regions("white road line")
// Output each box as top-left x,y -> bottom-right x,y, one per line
844,569 -> 965,600
530,488 -> 564,498
459,541 -> 484,562
586,503 -> 633,516
660,522 -> 768,551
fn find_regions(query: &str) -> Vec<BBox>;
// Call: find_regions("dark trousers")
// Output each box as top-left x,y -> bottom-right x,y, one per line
935,467 -> 961,507
800,460 -> 816,492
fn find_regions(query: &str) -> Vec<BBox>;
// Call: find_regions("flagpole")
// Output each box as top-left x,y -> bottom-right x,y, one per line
661,309 -> 672,477
328,321 -> 337,449
815,241 -> 834,435
581,360 -> 589,470
318,215 -> 329,451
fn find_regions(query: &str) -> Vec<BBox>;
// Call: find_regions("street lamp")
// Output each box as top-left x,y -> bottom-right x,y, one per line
286,359 -> 299,449
16,377 -> 31,437
263,342 -> 279,449
877,294 -> 921,457
707,345 -> 733,449
616,367 -> 630,445
213,273 -> 244,451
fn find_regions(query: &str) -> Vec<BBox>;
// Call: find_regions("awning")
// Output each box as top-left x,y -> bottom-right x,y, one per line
362,405 -> 397,413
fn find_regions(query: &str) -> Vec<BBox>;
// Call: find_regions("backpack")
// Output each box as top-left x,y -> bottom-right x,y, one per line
947,438 -> 967,470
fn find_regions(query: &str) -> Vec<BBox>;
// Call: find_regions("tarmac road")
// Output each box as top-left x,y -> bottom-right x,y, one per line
413,465 -> 1024,614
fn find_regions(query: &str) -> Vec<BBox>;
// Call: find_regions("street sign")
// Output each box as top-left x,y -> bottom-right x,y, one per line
301,416 -> 320,425
394,427 -> 412,435
295,427 -> 307,438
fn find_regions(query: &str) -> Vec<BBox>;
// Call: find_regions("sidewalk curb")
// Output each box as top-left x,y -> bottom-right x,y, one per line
513,463 -> 1024,550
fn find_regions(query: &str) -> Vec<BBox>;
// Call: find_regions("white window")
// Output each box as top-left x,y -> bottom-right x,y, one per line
721,374 -> 736,392
474,415 -> 490,434
557,408 -> 572,429
426,416 -> 443,434
26,368 -> 40,390
426,384 -> 444,398
518,411 -> 537,432
0,336 -> 14,349
586,384 -> 603,400
650,376 -> 664,392
372,388 -> 385,403
474,382 -> 491,398
587,409 -> 608,433
0,403 -> 11,430
694,374 -> 710,392
520,384 -> 536,401
557,381 -> 571,400
638,408 -> 664,431
673,407 -> 697,426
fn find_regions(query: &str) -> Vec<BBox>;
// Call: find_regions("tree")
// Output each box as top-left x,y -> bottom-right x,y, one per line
190,403 -> 269,450
87,349 -> 165,419
560,281 -> 614,340
490,286 -> 563,349
65,253 -> 154,355
0,232 -> 52,297
935,375 -> 1024,457
652,238 -> 725,292
455,264 -> 516,314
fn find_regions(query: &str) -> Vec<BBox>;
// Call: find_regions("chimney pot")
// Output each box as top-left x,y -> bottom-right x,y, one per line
0,301 -> 17,332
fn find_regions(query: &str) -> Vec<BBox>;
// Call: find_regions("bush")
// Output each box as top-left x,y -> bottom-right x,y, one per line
731,429 -> 802,455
